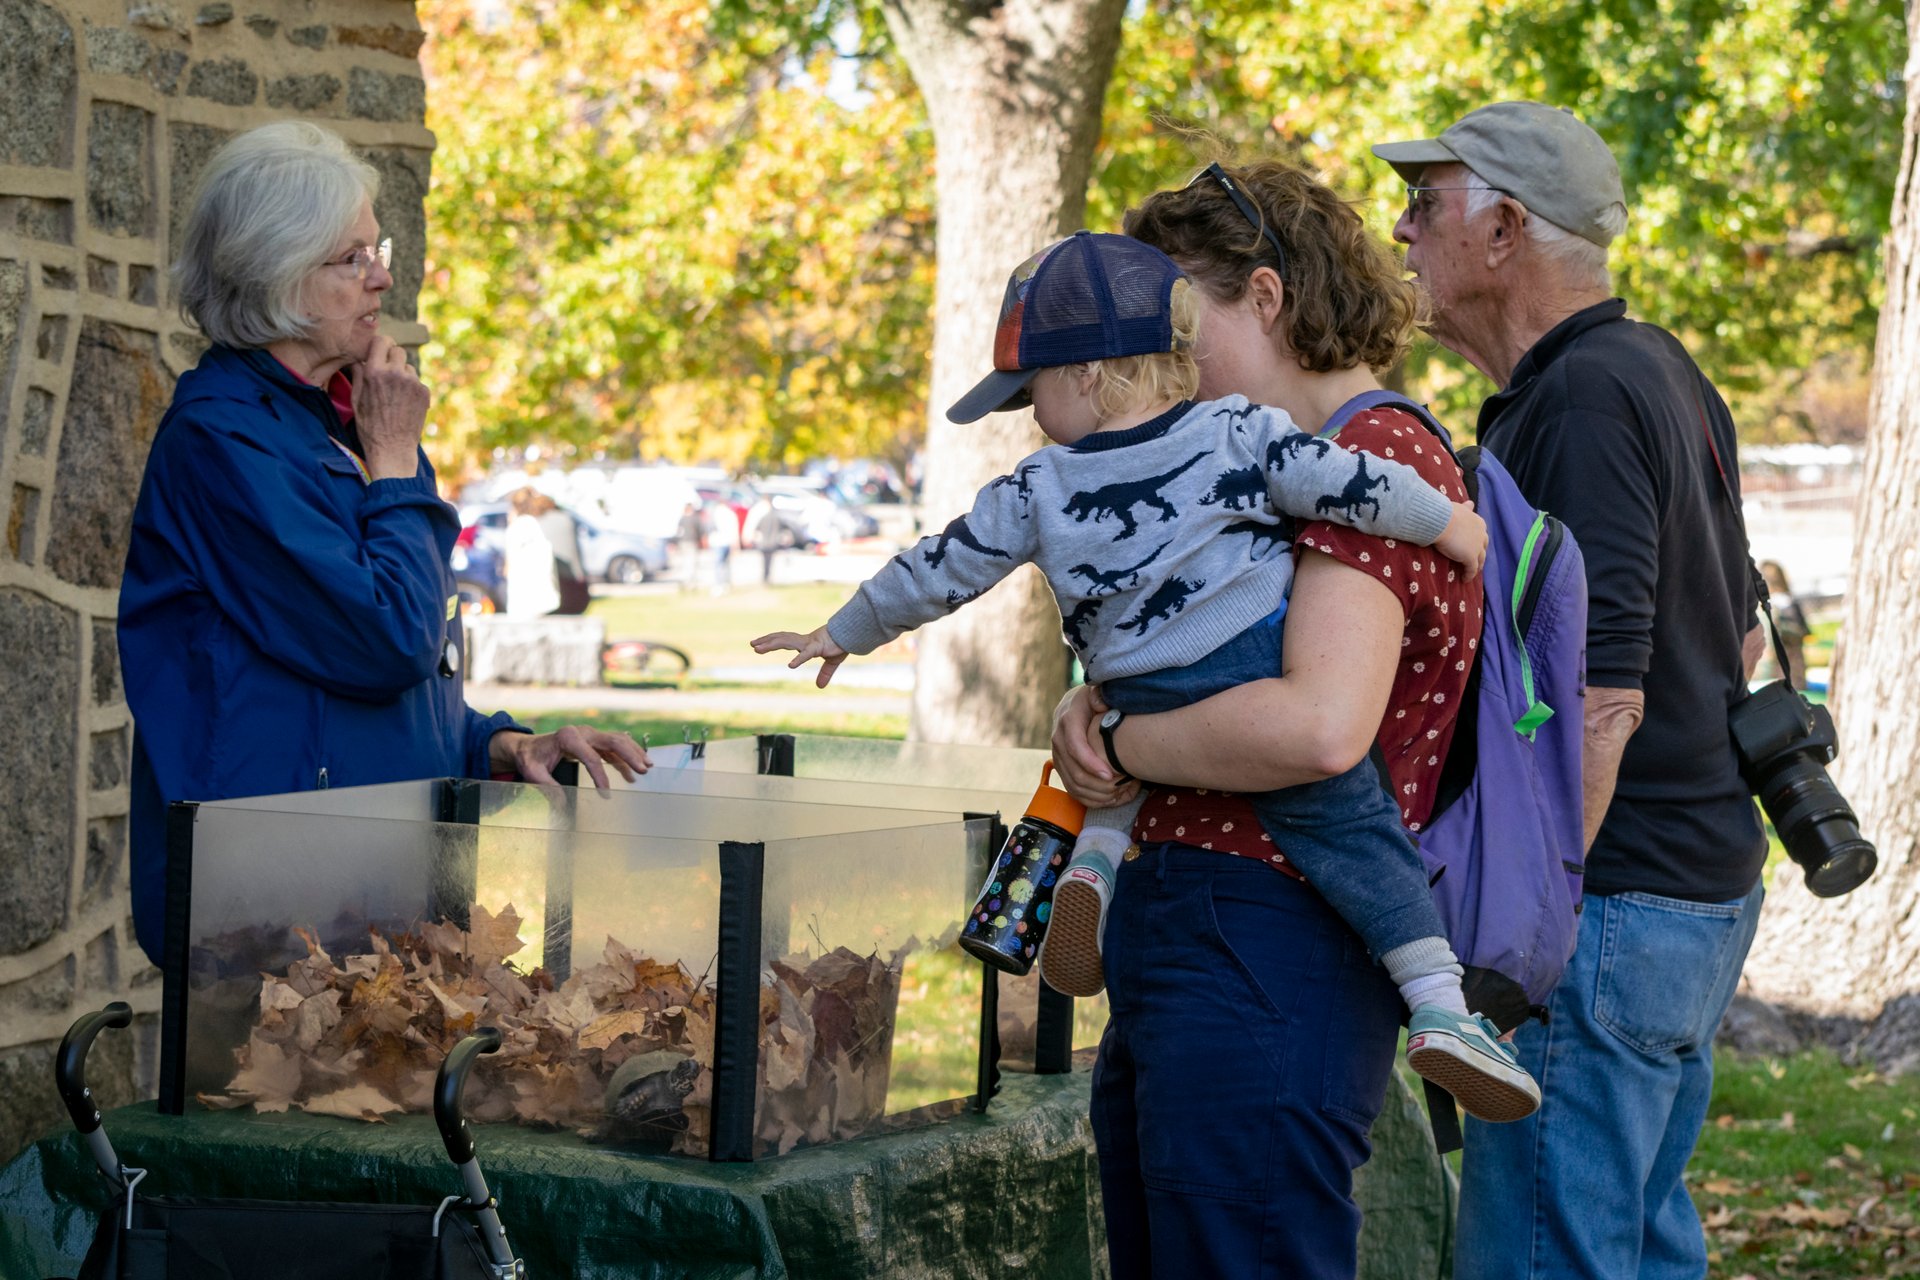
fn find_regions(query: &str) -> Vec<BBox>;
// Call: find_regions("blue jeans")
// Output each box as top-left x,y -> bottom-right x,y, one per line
1455,879 -> 1765,1279
1103,606 -> 1447,954
1091,844 -> 1405,1278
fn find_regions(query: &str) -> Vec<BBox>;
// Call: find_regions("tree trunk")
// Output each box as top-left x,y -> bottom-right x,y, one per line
884,0 -> 1127,749
1742,10 -> 1920,1023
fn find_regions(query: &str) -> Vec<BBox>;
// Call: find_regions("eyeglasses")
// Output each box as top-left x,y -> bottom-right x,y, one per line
1403,185 -> 1500,223
1187,162 -> 1286,281
327,237 -> 393,280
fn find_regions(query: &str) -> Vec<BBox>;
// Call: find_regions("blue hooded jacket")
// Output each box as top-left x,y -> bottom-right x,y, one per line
120,345 -> 522,962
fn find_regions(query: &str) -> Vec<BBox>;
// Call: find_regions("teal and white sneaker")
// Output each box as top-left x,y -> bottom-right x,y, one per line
1406,1008 -> 1542,1123
1039,850 -> 1116,998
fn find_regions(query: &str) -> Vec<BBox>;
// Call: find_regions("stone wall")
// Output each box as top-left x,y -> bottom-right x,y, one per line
0,0 -> 432,1163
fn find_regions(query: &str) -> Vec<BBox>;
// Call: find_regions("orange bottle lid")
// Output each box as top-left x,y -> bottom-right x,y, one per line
1023,761 -> 1087,836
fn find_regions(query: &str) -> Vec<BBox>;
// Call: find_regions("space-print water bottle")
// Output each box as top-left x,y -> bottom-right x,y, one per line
958,762 -> 1086,975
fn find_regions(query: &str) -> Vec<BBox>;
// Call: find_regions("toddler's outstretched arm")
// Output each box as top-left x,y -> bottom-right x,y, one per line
751,625 -> 848,688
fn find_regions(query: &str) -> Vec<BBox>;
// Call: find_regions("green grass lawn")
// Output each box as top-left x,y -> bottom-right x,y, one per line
1693,1050 -> 1920,1277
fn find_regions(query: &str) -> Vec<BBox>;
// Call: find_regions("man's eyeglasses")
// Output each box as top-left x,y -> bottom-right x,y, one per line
327,238 -> 393,280
1188,162 -> 1286,280
1403,186 -> 1493,222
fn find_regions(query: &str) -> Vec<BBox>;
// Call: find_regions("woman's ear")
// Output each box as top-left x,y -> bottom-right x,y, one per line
1246,266 -> 1286,335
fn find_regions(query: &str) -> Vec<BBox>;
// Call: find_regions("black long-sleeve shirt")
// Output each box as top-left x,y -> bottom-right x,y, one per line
1478,299 -> 1766,902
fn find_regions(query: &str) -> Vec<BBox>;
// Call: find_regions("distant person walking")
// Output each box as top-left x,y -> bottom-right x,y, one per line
676,501 -> 707,592
1754,560 -> 1810,687
747,497 -> 782,585
503,487 -> 560,618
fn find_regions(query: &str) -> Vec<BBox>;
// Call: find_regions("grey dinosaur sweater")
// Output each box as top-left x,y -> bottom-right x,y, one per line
827,395 -> 1455,681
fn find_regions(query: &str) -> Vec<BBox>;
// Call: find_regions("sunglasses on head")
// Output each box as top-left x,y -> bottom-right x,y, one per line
1186,162 -> 1287,281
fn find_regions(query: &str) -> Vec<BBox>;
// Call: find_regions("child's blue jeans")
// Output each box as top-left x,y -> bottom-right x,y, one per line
1101,604 -> 1447,956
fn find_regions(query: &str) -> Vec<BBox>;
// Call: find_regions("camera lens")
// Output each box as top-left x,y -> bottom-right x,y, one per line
1760,764 -> 1878,898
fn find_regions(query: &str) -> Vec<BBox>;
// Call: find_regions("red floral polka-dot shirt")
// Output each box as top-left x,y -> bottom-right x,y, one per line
1132,406 -> 1485,876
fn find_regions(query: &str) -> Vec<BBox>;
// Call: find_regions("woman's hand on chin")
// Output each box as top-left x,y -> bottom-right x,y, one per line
1049,683 -> 1139,809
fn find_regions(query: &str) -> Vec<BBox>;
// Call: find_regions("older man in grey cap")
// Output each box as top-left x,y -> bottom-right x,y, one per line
1375,102 -> 1768,1279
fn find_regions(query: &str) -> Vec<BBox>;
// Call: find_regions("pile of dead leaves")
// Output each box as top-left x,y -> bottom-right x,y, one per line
199,904 -> 911,1157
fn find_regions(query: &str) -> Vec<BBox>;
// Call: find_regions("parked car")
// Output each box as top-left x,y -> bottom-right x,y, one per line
750,476 -> 880,546
454,502 -> 669,604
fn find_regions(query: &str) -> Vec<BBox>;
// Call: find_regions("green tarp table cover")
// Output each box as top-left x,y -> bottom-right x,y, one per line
0,1071 -> 1452,1279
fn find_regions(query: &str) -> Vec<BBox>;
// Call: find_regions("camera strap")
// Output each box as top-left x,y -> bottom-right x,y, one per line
1690,376 -> 1800,687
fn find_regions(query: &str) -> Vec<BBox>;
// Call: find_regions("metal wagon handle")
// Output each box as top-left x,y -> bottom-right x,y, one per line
432,1027 -> 523,1277
57,1002 -> 141,1190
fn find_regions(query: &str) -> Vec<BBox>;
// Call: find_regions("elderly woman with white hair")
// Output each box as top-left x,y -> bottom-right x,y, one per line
119,121 -> 650,965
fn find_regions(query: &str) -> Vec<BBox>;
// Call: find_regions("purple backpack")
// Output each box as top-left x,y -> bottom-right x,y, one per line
1324,392 -> 1588,1031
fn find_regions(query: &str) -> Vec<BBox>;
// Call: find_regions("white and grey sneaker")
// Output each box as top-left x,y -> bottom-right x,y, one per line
1406,1008 -> 1541,1123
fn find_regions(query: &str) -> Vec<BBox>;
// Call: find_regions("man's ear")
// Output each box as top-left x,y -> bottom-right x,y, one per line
1486,197 -> 1528,269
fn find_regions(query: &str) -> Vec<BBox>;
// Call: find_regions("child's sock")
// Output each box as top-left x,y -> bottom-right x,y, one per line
1068,823 -> 1133,878
1382,936 -> 1470,1017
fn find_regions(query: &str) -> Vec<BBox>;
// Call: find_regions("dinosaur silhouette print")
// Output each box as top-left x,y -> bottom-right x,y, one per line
1221,518 -> 1289,558
1196,464 -> 1265,511
1313,454 -> 1395,524
1067,541 -> 1172,596
1265,432 -> 1332,472
1060,598 -> 1102,651
923,515 -> 1014,570
1212,402 -> 1261,434
987,462 -> 1043,514
1060,451 -> 1212,540
1117,575 -> 1206,636
945,586 -> 987,611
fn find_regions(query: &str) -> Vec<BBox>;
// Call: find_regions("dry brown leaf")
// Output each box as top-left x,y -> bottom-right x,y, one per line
579,1009 -> 653,1052
301,1084 -> 403,1122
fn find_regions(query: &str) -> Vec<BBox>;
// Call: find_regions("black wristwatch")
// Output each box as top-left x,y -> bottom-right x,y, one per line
1098,708 -> 1133,782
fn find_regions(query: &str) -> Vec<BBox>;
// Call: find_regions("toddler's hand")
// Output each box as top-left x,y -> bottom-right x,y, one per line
1436,501 -> 1487,578
750,625 -> 848,688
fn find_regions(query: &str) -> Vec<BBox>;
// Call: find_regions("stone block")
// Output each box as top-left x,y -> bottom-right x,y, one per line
41,264 -> 74,290
168,331 -> 208,369
347,66 -> 425,122
92,618 -> 122,706
21,388 -> 54,455
128,263 -> 156,307
87,101 -> 156,238
45,322 -> 173,590
167,123 -> 233,275
84,23 -> 148,76
89,728 -> 127,791
151,48 -> 186,95
359,147 -> 429,319
82,817 -> 126,912
287,22 -> 326,47
194,1 -> 231,23
0,0 -> 76,169
0,588 -> 77,955
126,3 -> 182,33
266,72 -> 341,112
0,260 -> 24,411
2,196 -> 73,244
0,955 -> 76,1027
82,928 -> 118,991
186,56 -> 256,106
36,314 -> 68,361
7,486 -> 39,563
465,615 -> 607,686
337,23 -> 424,58
243,13 -> 276,37
86,256 -> 118,295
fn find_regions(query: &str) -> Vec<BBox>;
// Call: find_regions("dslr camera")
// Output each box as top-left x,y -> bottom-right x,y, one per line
1728,680 -> 1876,897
